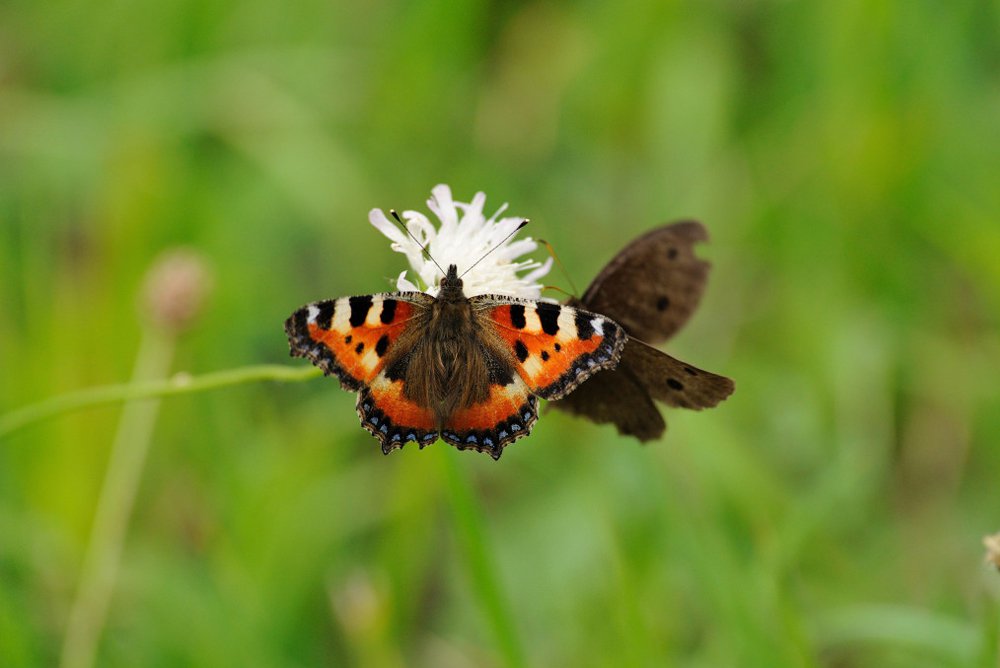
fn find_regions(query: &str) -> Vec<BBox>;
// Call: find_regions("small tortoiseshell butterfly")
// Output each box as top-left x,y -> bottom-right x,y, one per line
552,221 -> 735,441
285,265 -> 626,459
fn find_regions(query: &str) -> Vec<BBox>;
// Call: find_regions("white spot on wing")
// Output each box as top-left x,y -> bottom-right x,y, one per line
360,349 -> 380,373
591,318 -> 604,337
365,299 -> 385,327
556,308 -> 578,341
523,306 -> 542,333
501,381 -> 522,397
307,305 -> 320,323
331,297 -> 352,332
521,354 -> 542,379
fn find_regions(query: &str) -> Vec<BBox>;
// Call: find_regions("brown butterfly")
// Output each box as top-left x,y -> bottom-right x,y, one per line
551,221 -> 735,441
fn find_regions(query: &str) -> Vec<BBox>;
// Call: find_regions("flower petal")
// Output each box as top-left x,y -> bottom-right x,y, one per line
372,185 -> 551,298
523,256 -> 554,283
369,209 -> 407,245
395,270 -> 422,292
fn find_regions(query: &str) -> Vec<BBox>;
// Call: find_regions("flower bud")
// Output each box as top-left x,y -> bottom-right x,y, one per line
140,249 -> 213,333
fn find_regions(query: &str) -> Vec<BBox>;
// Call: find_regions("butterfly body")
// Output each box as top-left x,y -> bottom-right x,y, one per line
286,265 -> 626,459
552,222 -> 735,441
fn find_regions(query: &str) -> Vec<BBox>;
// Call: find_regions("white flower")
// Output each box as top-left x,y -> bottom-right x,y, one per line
369,184 -> 552,298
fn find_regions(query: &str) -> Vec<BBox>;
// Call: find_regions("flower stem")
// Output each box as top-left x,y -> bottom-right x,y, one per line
0,364 -> 322,441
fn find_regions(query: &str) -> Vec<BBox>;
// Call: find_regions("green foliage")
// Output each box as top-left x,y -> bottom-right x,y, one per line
2,0 -> 999,665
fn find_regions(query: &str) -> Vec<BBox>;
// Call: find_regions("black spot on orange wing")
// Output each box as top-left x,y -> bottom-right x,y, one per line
349,296 -> 373,327
575,311 -> 594,340
509,304 -> 526,329
536,303 -> 561,335
380,299 -> 397,324
317,302 -> 335,329
480,300 -> 627,401
526,315 -> 625,399
375,335 -> 390,357
286,292 -> 430,395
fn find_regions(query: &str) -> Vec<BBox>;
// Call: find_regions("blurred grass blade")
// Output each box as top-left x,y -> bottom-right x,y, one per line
60,330 -> 175,668
441,450 -> 527,668
813,604 -> 979,664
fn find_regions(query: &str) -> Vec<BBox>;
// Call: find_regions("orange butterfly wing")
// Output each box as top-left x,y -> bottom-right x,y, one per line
478,298 -> 627,399
285,292 -> 440,451
432,297 -> 627,459
438,377 -> 540,459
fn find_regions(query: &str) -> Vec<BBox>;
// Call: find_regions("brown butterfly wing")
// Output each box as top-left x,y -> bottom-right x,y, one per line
549,345 -> 666,442
552,221 -> 734,441
553,339 -> 733,441
577,221 -> 710,344
624,339 -> 734,410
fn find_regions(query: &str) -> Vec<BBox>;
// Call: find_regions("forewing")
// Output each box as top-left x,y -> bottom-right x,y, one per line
476,297 -> 627,400
284,292 -> 433,390
575,221 -> 710,344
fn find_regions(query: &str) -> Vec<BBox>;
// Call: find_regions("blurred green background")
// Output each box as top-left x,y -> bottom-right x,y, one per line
2,0 -> 1000,666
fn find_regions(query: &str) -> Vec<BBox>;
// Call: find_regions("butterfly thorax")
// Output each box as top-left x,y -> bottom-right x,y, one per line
403,265 -> 495,426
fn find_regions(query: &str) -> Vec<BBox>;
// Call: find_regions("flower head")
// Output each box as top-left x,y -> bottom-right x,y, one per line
369,184 -> 552,298
140,248 -> 213,334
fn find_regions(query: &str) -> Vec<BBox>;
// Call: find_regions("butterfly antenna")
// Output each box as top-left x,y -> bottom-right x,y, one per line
540,284 -> 576,299
390,209 -> 445,276
459,219 -> 529,279
537,238 -> 580,297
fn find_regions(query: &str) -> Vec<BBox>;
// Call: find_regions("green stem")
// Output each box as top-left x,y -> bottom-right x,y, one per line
0,364 -> 322,440
441,450 -> 527,668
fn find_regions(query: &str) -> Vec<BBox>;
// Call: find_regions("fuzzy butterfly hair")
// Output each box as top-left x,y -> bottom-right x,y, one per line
285,186 -> 732,458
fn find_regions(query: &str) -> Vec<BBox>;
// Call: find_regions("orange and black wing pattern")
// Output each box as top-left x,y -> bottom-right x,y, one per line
438,376 -> 539,460
474,297 -> 627,400
356,377 -> 439,454
285,292 -> 432,389
286,292 -> 440,451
